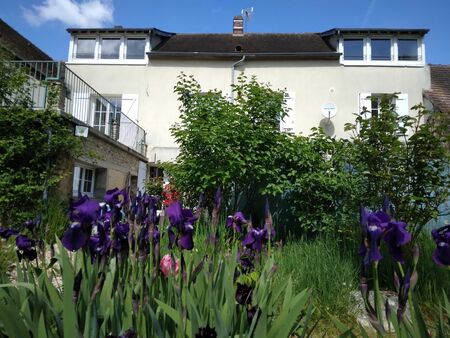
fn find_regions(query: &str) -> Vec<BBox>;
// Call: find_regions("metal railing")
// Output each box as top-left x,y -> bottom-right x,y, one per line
4,61 -> 147,155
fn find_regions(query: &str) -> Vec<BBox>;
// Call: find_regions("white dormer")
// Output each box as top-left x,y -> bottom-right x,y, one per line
66,27 -> 173,64
321,28 -> 428,67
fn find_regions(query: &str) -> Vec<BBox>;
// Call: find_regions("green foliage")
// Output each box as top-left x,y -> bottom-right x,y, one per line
266,129 -> 363,234
170,73 -> 288,210
274,236 -> 359,321
170,73 -> 361,233
0,61 -> 81,225
0,238 -> 312,337
345,96 -> 450,236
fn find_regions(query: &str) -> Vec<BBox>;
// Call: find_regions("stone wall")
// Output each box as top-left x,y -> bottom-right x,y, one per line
55,124 -> 147,201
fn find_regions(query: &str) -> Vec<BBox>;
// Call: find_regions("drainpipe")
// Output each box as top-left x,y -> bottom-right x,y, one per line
230,55 -> 246,102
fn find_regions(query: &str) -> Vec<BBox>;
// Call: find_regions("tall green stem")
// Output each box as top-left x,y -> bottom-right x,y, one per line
372,262 -> 383,324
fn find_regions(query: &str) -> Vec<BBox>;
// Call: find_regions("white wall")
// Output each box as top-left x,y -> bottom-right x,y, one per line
67,60 -> 431,163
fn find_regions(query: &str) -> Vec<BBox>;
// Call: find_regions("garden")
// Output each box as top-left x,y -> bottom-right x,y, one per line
0,64 -> 449,337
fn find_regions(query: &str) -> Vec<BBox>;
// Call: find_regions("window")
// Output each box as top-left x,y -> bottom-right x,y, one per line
73,166 -> 95,197
76,38 -> 95,58
359,93 -> 409,119
341,36 -> 422,64
101,38 -> 121,59
126,38 -> 146,59
398,39 -> 419,61
92,96 -> 121,135
70,35 -> 148,63
371,38 -> 391,61
343,38 -> 364,60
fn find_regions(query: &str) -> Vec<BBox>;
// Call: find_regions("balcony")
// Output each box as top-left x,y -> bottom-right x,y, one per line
3,60 -> 147,156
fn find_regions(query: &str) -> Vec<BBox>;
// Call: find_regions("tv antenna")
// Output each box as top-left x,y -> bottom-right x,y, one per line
241,7 -> 254,32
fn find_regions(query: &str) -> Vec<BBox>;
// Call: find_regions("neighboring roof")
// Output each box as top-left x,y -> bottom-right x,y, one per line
425,65 -> 450,112
320,28 -> 429,36
0,19 -> 52,61
149,33 -> 339,60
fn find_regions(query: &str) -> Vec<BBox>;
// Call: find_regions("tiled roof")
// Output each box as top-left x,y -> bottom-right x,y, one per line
426,65 -> 450,112
149,33 -> 339,60
0,19 -> 52,61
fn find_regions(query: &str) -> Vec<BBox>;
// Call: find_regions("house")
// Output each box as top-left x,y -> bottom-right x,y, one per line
65,16 -> 431,170
0,19 -> 148,200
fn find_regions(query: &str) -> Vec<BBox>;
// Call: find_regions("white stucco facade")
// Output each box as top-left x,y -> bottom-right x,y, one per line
67,59 -> 431,163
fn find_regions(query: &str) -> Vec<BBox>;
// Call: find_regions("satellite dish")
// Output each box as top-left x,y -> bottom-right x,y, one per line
321,103 -> 337,119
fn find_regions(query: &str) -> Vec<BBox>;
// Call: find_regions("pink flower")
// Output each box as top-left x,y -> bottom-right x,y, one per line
160,254 -> 180,277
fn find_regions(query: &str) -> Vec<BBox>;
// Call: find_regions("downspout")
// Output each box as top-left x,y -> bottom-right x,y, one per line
230,55 -> 246,102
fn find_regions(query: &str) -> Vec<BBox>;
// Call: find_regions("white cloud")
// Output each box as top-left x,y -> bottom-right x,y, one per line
23,0 -> 114,27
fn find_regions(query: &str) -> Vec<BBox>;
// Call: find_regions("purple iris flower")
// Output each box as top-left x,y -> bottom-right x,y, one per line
359,206 -> 393,263
242,228 -> 266,251
166,201 -> 198,250
112,222 -> 130,254
431,225 -> 450,267
383,221 -> 412,263
62,222 -> 90,251
16,235 -> 34,250
69,195 -> 100,225
89,223 -> 111,261
104,188 -> 129,210
367,225 -> 384,262
226,212 -> 247,232
0,227 -> 19,239
15,235 -> 37,261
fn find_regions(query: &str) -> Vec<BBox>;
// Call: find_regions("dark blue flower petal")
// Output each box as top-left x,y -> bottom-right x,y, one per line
62,223 -> 90,251
16,235 -> 34,250
166,201 -> 184,227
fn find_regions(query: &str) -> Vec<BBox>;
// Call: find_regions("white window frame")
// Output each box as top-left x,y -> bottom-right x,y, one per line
72,36 -> 98,60
99,36 -> 123,61
91,95 -> 122,136
68,34 -> 150,64
124,36 -> 149,61
339,35 -> 425,67
73,165 -> 95,198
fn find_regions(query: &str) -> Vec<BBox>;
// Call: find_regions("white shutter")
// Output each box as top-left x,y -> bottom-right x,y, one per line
359,93 -> 372,119
122,94 -> 139,122
72,166 -> 81,197
137,161 -> 147,192
72,92 -> 90,123
396,93 -> 409,117
280,91 -> 295,133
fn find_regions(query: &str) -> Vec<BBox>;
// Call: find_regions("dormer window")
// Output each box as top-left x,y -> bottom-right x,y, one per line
76,38 -> 96,58
398,39 -> 418,61
69,34 -> 150,63
343,38 -> 364,60
100,38 -> 121,59
370,38 -> 391,61
126,38 -> 146,59
341,36 -> 423,65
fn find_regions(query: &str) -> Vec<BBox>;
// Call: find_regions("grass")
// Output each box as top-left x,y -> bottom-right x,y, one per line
274,235 -> 359,328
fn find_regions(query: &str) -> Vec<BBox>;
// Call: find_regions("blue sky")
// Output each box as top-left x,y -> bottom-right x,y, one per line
1,0 -> 449,64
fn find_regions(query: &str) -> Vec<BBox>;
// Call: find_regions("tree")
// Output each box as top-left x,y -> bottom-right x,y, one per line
169,73 -> 288,213
0,60 -> 81,225
345,95 -> 450,236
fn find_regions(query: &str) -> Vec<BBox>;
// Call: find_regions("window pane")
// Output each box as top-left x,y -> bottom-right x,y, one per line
343,39 -> 364,60
76,39 -> 95,58
101,38 -> 121,59
398,39 -> 418,61
371,39 -> 391,60
126,38 -> 146,59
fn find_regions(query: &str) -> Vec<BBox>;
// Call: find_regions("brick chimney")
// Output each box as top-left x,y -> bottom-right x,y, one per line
233,15 -> 244,35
